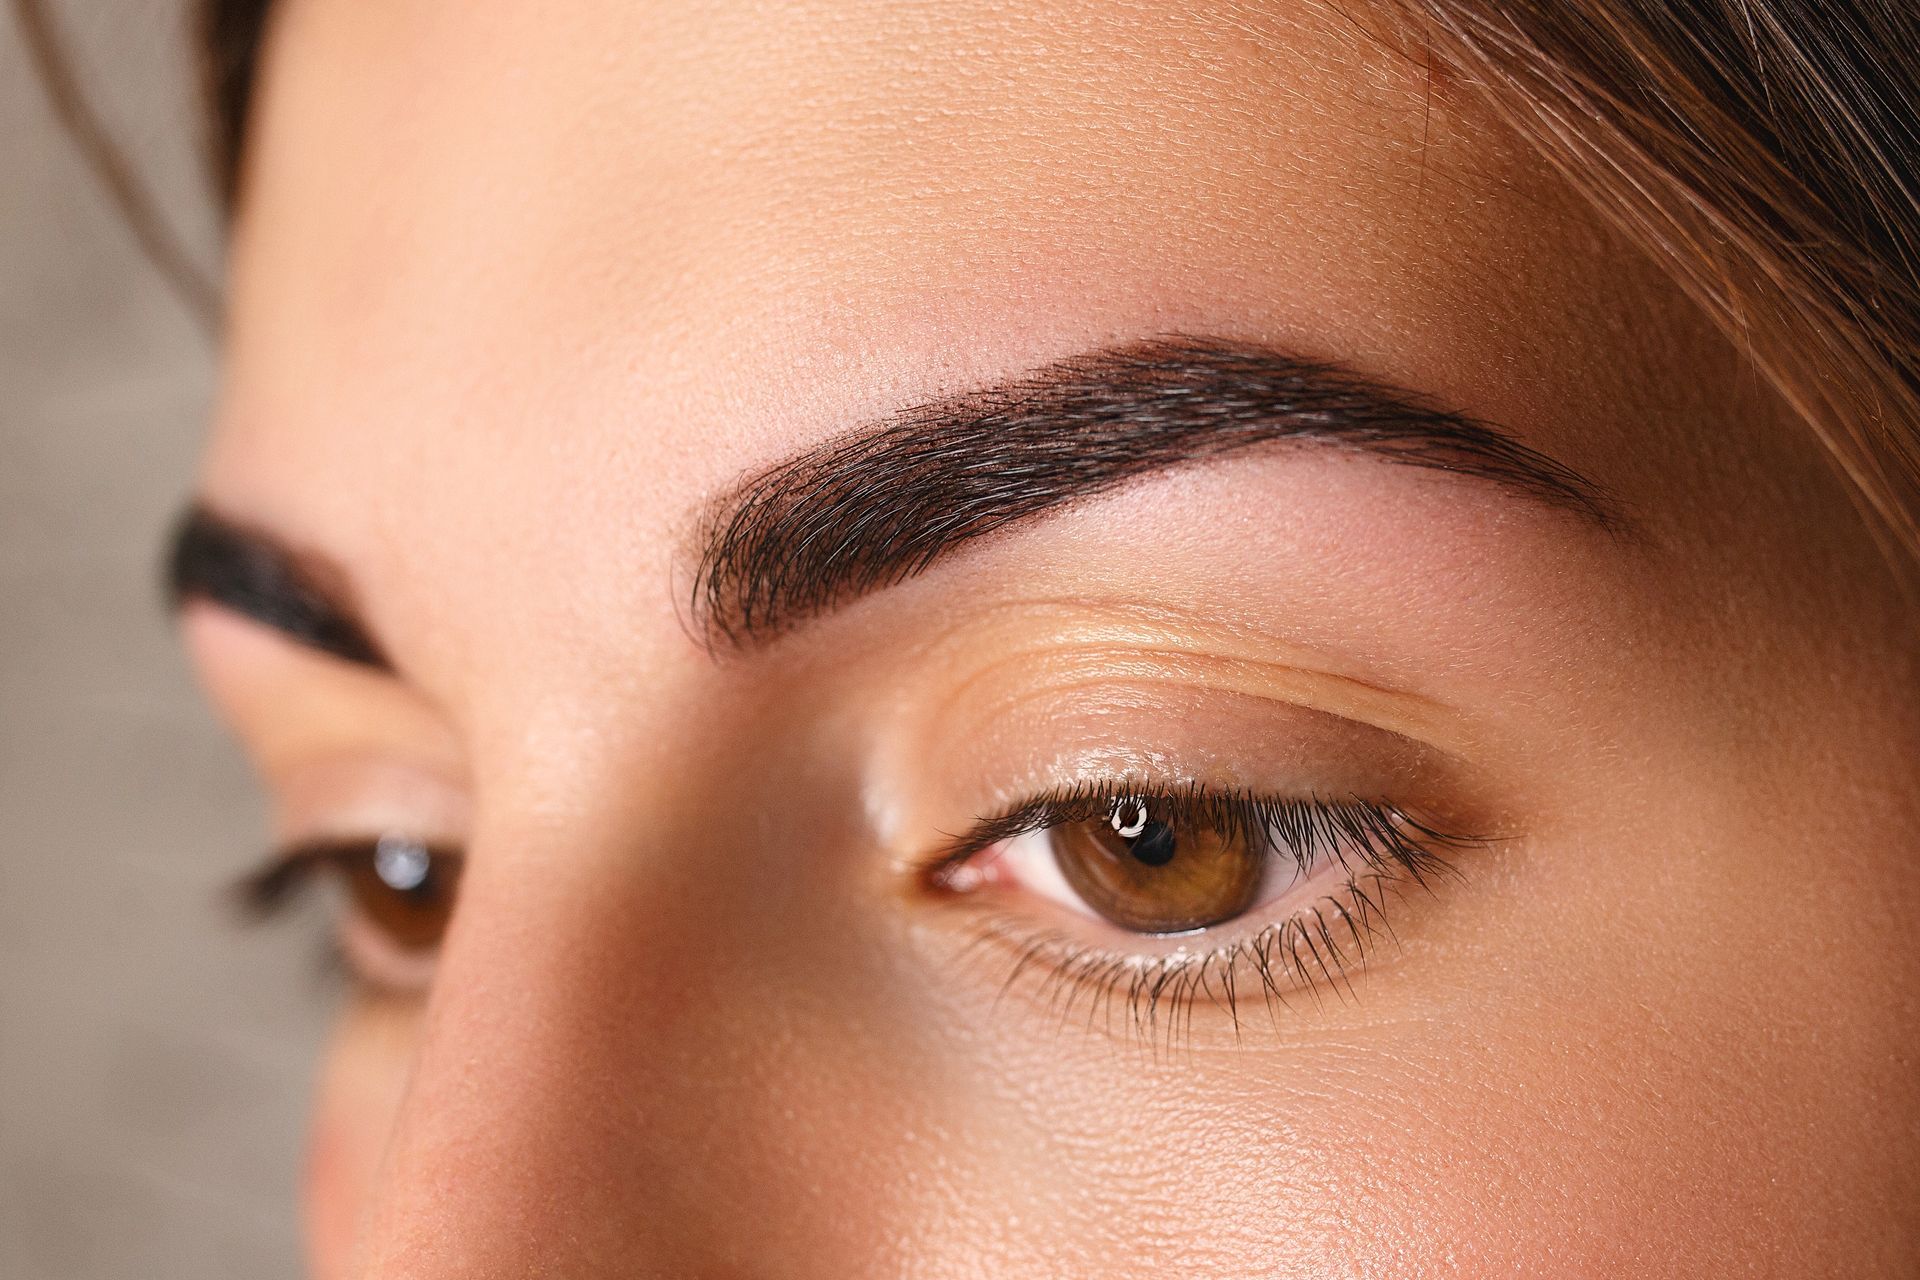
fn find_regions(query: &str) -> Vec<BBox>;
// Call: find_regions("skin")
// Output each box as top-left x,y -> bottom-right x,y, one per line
183,0 -> 1920,1276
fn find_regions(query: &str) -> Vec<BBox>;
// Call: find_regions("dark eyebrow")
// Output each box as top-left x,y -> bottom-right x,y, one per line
692,335 -> 1616,648
165,507 -> 389,670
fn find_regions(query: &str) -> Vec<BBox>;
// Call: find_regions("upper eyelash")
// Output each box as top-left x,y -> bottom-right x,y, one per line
232,838 -> 368,920
229,837 -> 463,920
232,840 -> 342,920
929,779 -> 1473,887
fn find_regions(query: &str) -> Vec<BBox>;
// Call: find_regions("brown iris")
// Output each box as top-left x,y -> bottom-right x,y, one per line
1051,800 -> 1263,933
339,836 -> 462,951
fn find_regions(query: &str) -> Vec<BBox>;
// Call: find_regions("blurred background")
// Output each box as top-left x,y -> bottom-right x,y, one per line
2,2 -> 321,1274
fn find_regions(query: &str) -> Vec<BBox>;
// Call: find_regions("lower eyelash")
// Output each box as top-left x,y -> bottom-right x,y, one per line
937,831 -> 1458,1047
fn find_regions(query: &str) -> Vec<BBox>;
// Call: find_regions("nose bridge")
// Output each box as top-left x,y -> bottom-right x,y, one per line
347,825 -> 704,1275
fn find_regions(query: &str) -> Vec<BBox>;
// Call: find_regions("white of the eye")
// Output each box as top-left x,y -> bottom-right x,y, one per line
992,828 -> 1100,919
373,834 -> 432,892
1111,800 -> 1149,840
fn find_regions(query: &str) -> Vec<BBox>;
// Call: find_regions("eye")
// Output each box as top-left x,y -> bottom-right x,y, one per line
924,785 -> 1474,1034
933,785 -> 1461,940
237,833 -> 465,987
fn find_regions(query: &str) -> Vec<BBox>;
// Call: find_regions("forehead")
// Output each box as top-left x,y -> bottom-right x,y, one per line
208,0 -> 1687,694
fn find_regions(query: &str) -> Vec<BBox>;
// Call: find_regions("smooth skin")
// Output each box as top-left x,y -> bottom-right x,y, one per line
184,0 -> 1920,1275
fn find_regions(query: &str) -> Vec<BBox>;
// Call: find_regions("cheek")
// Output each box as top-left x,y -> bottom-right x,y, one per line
303,999 -> 424,1280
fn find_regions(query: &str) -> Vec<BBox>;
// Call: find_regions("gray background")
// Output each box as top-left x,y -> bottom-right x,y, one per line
2,3 -> 321,1274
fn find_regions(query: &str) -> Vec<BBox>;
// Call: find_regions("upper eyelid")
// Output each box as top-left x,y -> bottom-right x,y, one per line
181,605 -> 474,825
913,623 -> 1471,761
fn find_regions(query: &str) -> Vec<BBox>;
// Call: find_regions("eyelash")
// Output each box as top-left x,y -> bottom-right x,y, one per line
922,782 -> 1476,1041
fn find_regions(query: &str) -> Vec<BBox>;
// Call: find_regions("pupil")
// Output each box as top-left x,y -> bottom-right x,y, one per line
1125,821 -> 1177,867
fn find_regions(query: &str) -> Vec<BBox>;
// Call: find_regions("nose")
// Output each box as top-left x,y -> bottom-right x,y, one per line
344,830 -> 699,1276
337,818 -> 926,1279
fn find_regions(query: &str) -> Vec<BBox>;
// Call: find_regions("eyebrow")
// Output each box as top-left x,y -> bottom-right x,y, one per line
166,507 -> 388,670
692,335 -> 1614,648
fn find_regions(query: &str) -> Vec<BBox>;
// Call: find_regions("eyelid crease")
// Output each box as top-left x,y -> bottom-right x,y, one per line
899,606 -> 1476,764
847,593 -> 1447,703
958,650 -> 1462,759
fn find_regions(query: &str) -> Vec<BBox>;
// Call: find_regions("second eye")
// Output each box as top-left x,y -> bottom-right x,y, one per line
242,833 -> 464,958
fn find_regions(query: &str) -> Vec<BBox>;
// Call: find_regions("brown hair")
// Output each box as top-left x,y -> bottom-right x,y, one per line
197,0 -> 272,211
1384,1 -> 1920,574
29,0 -> 1920,572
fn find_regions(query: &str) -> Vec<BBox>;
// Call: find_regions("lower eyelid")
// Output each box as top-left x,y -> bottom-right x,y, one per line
937,864 -> 1424,1043
335,909 -> 441,997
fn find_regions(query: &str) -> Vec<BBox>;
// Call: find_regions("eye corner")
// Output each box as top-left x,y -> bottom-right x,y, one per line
910,832 -> 1004,901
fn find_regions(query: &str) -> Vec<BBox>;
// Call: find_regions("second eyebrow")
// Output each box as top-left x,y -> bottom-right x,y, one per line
167,506 -> 388,670
691,335 -> 1614,649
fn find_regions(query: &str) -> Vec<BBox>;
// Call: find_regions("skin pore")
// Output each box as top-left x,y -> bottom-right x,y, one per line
179,0 -> 1920,1276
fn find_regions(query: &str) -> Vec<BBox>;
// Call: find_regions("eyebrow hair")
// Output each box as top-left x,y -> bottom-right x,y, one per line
692,335 -> 1614,648
166,507 -> 388,669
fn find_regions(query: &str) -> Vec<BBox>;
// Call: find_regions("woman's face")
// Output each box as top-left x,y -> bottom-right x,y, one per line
182,0 -> 1920,1275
